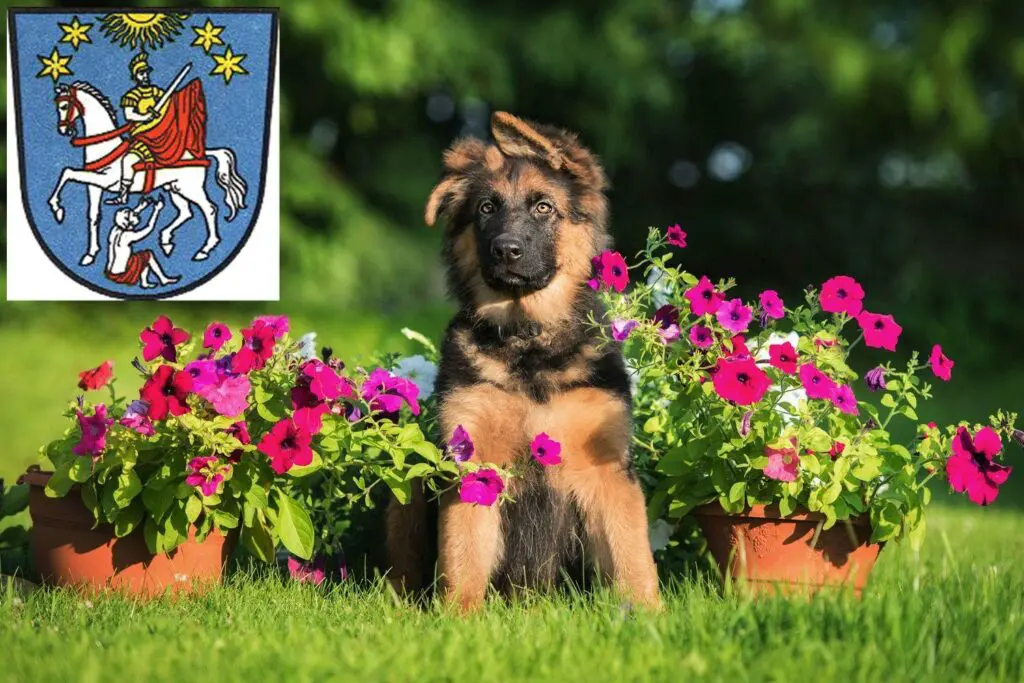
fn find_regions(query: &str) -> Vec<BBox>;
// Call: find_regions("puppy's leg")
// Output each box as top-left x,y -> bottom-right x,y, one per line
385,481 -> 429,595
437,383 -> 526,611
540,388 -> 660,608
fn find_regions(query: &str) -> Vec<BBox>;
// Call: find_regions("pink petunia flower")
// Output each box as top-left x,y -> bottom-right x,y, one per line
716,298 -> 753,334
798,363 -> 837,400
302,359 -> 350,401
712,356 -> 771,406
458,469 -> 505,506
684,276 -> 725,316
763,442 -> 800,482
232,320 -> 278,374
119,400 -> 155,436
530,433 -> 562,466
291,381 -> 330,435
946,426 -> 1011,506
185,455 -> 229,497
227,421 -> 251,445
723,334 -> 750,359
203,322 -> 232,351
253,315 -> 290,340
759,290 -> 785,322
140,366 -> 193,420
768,342 -> 798,374
447,425 -> 475,463
588,251 -> 630,293
665,224 -> 688,248
610,319 -> 638,342
857,311 -> 902,351
929,344 -> 954,382
360,368 -> 421,418
830,384 -> 859,416
73,404 -> 114,457
184,359 -> 218,391
819,276 -> 865,317
258,417 -> 314,474
689,324 -> 714,349
140,315 -> 190,363
287,556 -> 326,585
78,360 -> 114,391
196,374 -> 251,419
653,305 -> 681,344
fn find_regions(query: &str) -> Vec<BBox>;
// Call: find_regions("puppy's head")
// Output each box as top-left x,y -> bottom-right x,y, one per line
427,113 -> 610,325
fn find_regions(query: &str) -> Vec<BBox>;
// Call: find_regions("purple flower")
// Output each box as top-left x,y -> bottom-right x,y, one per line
830,384 -> 860,416
253,315 -> 290,340
740,410 -> 753,437
865,366 -> 886,392
73,404 -> 114,457
759,290 -> 785,324
119,399 -> 155,436
287,555 -> 326,585
458,469 -> 505,506
530,433 -> 562,466
716,298 -> 753,334
653,305 -> 681,344
611,319 -> 638,342
184,359 -> 218,391
360,368 -> 421,418
448,425 -> 475,463
689,324 -> 714,349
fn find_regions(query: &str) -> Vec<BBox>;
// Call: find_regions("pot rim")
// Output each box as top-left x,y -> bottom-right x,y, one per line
693,501 -> 871,527
19,468 -> 54,488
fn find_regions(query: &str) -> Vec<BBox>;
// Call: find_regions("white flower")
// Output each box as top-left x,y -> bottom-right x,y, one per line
648,519 -> 675,552
647,267 -> 673,309
393,355 -> 438,399
296,332 -> 318,361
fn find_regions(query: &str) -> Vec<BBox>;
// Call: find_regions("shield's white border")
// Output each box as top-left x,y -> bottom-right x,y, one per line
5,18 -> 280,302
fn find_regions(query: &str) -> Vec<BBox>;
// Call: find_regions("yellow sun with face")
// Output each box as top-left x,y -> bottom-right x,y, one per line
98,12 -> 189,50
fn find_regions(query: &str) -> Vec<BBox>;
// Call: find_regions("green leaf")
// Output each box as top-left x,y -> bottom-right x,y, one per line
728,481 -> 746,504
804,428 -> 831,453
243,515 -> 275,563
400,327 -> 438,356
185,495 -> 203,523
779,495 -> 795,518
404,462 -> 436,480
0,483 -> 29,516
903,406 -> 918,420
244,485 -> 269,511
412,440 -> 442,463
44,462 -> 75,498
142,485 -> 176,520
643,416 -> 662,434
288,451 -> 323,477
382,473 -> 412,505
274,493 -> 314,560
212,507 -> 240,530
880,394 -> 896,408
114,502 -> 144,538
256,403 -> 279,422
68,457 -> 93,484
113,470 -> 143,508
800,454 -> 822,475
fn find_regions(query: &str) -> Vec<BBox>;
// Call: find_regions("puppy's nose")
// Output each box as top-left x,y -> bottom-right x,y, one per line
491,235 -> 524,263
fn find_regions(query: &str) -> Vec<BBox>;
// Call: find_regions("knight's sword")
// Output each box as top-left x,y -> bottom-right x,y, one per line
151,62 -> 193,115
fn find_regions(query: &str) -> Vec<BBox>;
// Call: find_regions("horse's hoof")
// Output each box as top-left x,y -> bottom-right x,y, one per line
161,242 -> 174,257
79,253 -> 95,267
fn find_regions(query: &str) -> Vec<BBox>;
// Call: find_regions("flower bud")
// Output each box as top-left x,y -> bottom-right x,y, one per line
1013,429 -> 1024,449
865,366 -> 886,392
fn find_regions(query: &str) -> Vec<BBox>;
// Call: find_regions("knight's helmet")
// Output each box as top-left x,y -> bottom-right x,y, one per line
129,52 -> 151,79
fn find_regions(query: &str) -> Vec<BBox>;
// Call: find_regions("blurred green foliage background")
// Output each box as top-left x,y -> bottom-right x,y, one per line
1,1 -> 1022,492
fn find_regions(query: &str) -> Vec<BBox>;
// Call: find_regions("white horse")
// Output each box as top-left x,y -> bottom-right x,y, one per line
48,81 -> 248,265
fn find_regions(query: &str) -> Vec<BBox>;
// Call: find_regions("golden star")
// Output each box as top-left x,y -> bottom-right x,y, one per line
37,48 -> 73,82
59,16 -> 93,50
210,46 -> 248,84
191,18 -> 225,53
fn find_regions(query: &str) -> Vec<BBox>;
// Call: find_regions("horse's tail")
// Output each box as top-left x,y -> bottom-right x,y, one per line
207,148 -> 247,222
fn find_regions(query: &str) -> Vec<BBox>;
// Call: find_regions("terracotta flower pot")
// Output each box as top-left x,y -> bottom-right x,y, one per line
21,470 -> 231,596
693,502 -> 882,596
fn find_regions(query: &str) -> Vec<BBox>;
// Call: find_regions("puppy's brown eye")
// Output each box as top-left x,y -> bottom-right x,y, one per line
535,201 -> 553,215
479,200 -> 496,215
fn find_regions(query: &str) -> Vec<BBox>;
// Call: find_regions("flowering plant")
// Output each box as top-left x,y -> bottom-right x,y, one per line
595,227 -> 1021,547
40,315 -> 460,565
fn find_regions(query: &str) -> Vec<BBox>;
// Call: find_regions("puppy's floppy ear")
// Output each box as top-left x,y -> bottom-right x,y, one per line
424,175 -> 468,227
491,111 -> 565,170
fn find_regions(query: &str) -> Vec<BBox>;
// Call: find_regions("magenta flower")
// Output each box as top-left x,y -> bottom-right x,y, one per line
946,426 -> 1011,506
73,404 -> 114,457
723,334 -> 750,359
588,250 -> 630,293
203,322 -> 232,351
830,384 -> 859,416
759,290 -> 785,322
119,400 -> 155,436
447,425 -> 475,463
865,366 -> 886,392
689,324 -> 714,349
768,342 -> 798,374
763,442 -> 800,482
799,363 -> 837,400
716,298 -> 752,333
232,320 -> 278,374
140,366 -> 193,420
291,381 -> 329,435
227,421 -> 251,445
287,555 -> 327,586
196,374 -> 251,418
857,311 -> 902,351
184,359 -> 218,391
829,441 -> 846,460
819,276 -> 865,317
302,359 -> 350,401
360,368 -> 421,417
530,433 -> 562,466
665,224 -> 688,248
139,315 -> 190,363
611,319 -> 638,342
258,417 -> 314,474
185,455 -> 229,497
684,276 -> 725,316
253,315 -> 290,340
712,357 -> 771,406
653,305 -> 681,344
458,469 -> 505,506
929,344 -> 954,382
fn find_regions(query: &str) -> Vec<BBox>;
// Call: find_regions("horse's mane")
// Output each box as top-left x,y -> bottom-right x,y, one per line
70,81 -> 119,122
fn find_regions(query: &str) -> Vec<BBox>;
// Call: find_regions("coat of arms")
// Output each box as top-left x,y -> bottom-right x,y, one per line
7,8 -> 278,299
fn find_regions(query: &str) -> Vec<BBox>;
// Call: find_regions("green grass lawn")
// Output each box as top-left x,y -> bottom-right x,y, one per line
2,506 -> 1022,682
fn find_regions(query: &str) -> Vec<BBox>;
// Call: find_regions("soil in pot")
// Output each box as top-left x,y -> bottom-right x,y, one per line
693,502 -> 882,596
21,470 -> 231,596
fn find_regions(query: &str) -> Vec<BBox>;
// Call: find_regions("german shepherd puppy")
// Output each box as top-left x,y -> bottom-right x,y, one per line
385,112 -> 659,611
